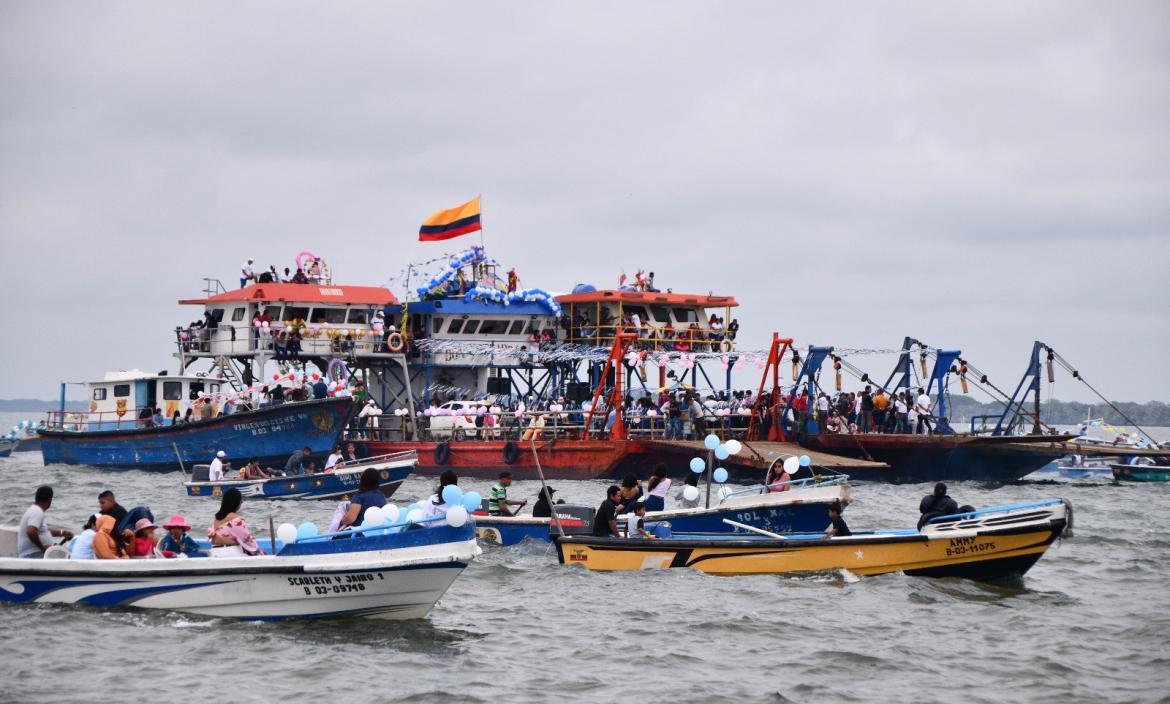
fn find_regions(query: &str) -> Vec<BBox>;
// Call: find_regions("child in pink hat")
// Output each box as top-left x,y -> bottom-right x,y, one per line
158,514 -> 204,558
131,518 -> 160,558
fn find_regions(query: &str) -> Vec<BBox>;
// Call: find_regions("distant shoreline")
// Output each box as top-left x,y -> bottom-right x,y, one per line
0,399 -> 87,412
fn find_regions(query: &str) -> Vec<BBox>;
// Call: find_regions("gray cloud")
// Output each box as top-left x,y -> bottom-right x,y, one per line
1,1 -> 1167,403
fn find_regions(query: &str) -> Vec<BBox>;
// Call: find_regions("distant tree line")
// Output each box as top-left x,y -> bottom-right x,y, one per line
939,395 -> 1170,427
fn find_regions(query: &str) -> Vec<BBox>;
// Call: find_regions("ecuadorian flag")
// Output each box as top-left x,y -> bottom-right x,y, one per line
418,196 -> 482,242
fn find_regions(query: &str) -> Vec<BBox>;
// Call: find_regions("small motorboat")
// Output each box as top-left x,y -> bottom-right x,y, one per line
474,476 -> 850,546
0,516 -> 479,621
1110,463 -> 1170,483
184,451 -> 416,500
0,438 -> 15,458
554,499 -> 1070,582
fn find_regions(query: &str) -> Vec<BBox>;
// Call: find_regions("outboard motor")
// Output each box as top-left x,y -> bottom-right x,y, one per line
546,504 -> 595,537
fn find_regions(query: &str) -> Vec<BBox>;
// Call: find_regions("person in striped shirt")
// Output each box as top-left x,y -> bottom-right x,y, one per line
488,471 -> 526,516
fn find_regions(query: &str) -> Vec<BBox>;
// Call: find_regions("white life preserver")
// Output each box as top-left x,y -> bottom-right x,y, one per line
719,338 -> 735,353
387,332 -> 404,352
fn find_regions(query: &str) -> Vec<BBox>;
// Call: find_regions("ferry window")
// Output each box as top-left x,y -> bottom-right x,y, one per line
283,306 -> 309,321
93,388 -> 107,401
480,320 -> 509,335
347,309 -> 369,324
230,307 -> 246,322
310,307 -> 346,324
672,308 -> 698,323
463,320 -> 480,334
649,305 -> 670,322
162,382 -> 182,401
113,384 -> 131,398
264,305 -> 282,320
189,382 -> 204,400
432,317 -> 444,334
447,319 -> 465,334
526,320 -> 542,334
508,321 -> 525,335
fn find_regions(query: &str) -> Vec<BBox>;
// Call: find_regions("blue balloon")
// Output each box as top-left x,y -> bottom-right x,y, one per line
462,492 -> 483,512
704,434 -> 721,450
689,457 -> 705,473
713,467 -> 729,484
442,484 -> 463,505
715,446 -> 730,461
799,454 -> 811,467
296,522 -> 319,540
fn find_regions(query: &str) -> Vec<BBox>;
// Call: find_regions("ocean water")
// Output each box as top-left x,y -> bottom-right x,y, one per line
1,414 -> 1168,703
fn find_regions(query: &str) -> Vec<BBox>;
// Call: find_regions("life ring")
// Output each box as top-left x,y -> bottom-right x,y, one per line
387,332 -> 404,352
295,250 -> 318,273
719,338 -> 735,353
434,441 -> 451,465
502,441 -> 520,465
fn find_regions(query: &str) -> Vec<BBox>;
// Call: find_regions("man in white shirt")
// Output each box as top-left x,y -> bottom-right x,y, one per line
915,389 -> 933,435
894,394 -> 909,434
18,486 -> 72,558
240,258 -> 255,288
209,450 -> 227,481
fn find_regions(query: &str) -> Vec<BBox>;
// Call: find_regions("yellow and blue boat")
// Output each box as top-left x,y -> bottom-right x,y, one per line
554,499 -> 1070,581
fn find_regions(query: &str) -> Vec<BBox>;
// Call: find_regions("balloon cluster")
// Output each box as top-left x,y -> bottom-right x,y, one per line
688,435 -> 745,484
276,489 -> 482,545
461,286 -> 563,316
415,246 -> 485,298
9,418 -> 44,438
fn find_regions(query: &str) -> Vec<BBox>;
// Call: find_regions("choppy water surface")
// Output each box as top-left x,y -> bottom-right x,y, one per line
1,427 -> 1168,702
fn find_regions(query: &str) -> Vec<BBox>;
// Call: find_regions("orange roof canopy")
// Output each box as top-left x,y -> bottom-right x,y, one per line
180,283 -> 399,307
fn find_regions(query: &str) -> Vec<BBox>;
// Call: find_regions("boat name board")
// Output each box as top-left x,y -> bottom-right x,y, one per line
288,572 -> 382,596
945,536 -> 996,557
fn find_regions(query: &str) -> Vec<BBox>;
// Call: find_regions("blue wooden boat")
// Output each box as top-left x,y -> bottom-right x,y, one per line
39,397 -> 357,471
184,451 -> 417,500
0,438 -> 14,458
473,477 -> 850,546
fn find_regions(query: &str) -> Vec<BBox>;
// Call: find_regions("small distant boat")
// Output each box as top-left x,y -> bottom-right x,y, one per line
0,438 -> 14,458
0,521 -> 479,621
474,477 -> 850,546
184,451 -> 417,500
554,499 -> 1069,581
1110,463 -> 1170,483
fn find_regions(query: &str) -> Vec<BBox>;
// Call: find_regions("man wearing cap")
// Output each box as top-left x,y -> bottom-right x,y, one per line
209,450 -> 228,481
532,486 -> 560,518
488,471 -> 526,517
18,486 -> 73,558
241,258 -> 255,288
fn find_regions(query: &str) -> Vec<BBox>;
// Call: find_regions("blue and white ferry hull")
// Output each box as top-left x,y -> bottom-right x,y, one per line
38,398 -> 357,471
0,524 -> 478,621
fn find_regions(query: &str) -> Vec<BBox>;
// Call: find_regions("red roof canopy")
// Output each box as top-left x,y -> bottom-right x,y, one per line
180,283 -> 399,307
555,290 -> 738,307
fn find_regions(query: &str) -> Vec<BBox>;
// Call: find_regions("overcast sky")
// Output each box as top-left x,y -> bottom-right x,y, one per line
1,1 -> 1167,404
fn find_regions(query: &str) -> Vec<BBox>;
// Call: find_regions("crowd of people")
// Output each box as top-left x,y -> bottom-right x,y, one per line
240,257 -> 328,288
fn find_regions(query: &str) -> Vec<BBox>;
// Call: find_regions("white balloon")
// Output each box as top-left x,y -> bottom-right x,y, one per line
382,504 -> 400,523
406,508 -> 424,523
682,485 -> 700,502
783,456 -> 800,473
364,506 -> 385,525
724,439 -> 743,455
276,523 -> 297,544
446,505 -> 469,527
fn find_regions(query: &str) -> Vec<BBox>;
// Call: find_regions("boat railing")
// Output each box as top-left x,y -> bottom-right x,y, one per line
565,323 -> 735,353
291,513 -> 450,545
43,407 -> 183,433
720,475 -> 849,501
335,450 -> 418,468
352,411 -> 758,442
175,323 -> 398,359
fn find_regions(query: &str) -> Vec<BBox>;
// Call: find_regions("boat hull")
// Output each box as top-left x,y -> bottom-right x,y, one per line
362,439 -> 632,480
185,454 -> 416,500
555,501 -> 1067,580
475,483 -> 849,545
1110,464 -> 1170,482
802,434 -> 1073,482
39,398 -> 357,471
0,524 -> 478,621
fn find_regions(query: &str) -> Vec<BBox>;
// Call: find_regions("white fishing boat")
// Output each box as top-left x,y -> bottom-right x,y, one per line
0,521 -> 478,621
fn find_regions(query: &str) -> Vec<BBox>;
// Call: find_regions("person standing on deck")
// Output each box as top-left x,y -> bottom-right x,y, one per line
240,258 -> 255,288
915,388 -> 934,435
816,393 -> 831,433
488,471 -> 526,516
894,392 -> 909,434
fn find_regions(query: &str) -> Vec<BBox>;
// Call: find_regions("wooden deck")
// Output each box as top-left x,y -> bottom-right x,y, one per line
636,439 -> 888,472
